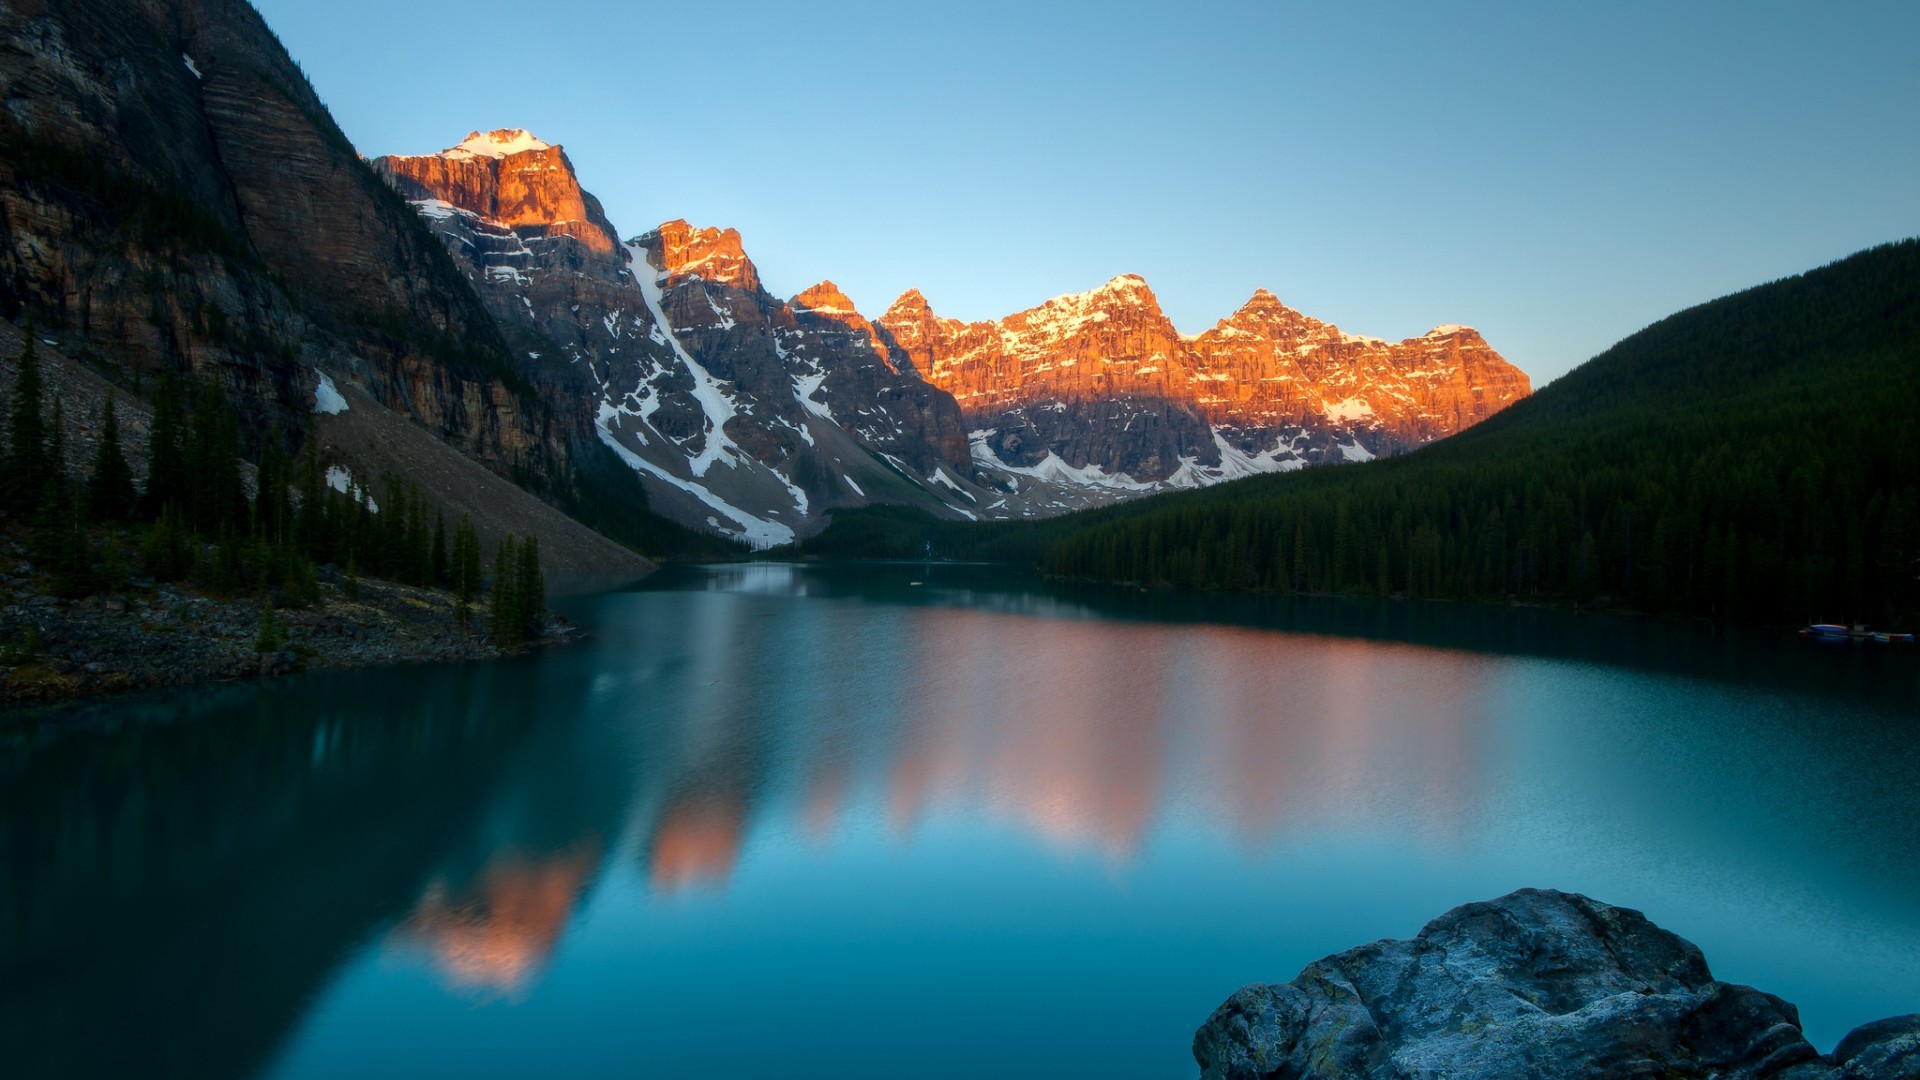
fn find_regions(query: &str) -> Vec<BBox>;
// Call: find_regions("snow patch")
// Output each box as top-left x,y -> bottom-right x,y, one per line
1322,397 -> 1375,422
929,467 -> 976,502
313,372 -> 349,415
593,402 -> 793,549
842,475 -> 865,496
323,465 -> 378,512
181,54 -> 202,79
970,435 -> 1156,492
702,290 -> 738,330
446,129 -> 552,159
410,198 -> 461,223
627,242 -> 746,478
792,370 -> 834,422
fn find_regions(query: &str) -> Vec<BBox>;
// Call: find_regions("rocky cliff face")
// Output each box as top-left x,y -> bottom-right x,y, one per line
373,133 -> 987,545
877,276 -> 1531,490
0,0 -> 560,481
1193,889 -> 1919,1080
376,130 -> 619,254
652,219 -> 762,292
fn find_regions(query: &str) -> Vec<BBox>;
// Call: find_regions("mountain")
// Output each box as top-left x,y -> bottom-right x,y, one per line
0,0 -> 650,572
373,130 -> 1526,542
374,135 -> 1001,546
876,275 -> 1529,486
0,0 -> 1528,558
1035,240 -> 1920,626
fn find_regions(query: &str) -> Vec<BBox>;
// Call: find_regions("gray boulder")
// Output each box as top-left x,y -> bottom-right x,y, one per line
1193,888 -> 1917,1079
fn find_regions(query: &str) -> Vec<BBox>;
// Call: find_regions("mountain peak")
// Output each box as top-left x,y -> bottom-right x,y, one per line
445,129 -> 554,160
1234,288 -> 1290,313
884,288 -> 951,323
372,129 -> 617,253
792,280 -> 860,316
1075,274 -> 1159,310
1041,273 -> 1160,317
646,220 -> 761,292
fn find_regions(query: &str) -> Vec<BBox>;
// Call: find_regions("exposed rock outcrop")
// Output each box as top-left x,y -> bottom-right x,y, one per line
877,277 -> 1531,486
375,130 -> 619,253
0,0 -> 560,479
1193,888 -> 1919,1080
653,219 -> 762,292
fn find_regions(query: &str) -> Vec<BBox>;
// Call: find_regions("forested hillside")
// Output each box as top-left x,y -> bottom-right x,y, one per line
1037,240 -> 1919,626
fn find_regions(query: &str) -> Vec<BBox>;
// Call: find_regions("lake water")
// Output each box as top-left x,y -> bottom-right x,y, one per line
3,563 -> 1917,1078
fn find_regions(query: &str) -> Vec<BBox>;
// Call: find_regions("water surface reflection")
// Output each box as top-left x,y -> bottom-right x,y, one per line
1,563 -> 1914,1080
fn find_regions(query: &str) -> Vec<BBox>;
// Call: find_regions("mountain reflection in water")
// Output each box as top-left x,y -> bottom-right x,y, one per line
2,562 -> 1914,1080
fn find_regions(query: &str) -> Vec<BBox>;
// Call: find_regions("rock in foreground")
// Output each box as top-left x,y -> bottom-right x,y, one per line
1194,888 -> 1918,1079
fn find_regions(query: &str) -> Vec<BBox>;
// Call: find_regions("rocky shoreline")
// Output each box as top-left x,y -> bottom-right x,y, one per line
1195,889 -> 1917,1079
0,553 -> 576,712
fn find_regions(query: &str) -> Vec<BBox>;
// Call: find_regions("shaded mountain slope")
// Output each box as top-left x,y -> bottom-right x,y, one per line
0,0 -> 693,569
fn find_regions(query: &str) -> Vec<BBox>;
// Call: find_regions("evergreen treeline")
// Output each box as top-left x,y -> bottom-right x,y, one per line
1038,240 -> 1920,627
788,503 -> 1066,564
1,333 -> 549,647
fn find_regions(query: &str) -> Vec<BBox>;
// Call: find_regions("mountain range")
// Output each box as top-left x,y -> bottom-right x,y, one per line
373,128 -> 1529,545
0,0 -> 1527,557
1029,239 -> 1920,627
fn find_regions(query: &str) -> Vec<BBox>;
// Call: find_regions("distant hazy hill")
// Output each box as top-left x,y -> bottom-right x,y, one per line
810,240 -> 1920,628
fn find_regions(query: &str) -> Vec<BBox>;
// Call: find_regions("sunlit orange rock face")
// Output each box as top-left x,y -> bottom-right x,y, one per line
1187,289 -> 1531,445
884,275 -> 1187,411
651,219 -> 762,292
373,130 -> 618,253
395,843 -> 601,994
876,276 -> 1530,479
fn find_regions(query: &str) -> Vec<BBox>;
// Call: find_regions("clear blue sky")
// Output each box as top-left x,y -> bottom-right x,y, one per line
254,0 -> 1919,383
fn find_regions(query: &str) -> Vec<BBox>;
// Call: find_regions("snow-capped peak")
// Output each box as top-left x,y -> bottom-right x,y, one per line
1424,324 -> 1475,337
445,129 -> 552,160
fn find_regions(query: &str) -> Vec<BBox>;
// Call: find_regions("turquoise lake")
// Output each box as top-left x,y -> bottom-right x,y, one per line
3,563 -> 1917,1078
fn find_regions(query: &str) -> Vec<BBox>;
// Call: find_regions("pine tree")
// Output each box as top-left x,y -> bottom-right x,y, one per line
143,372 -> 189,519
34,399 -> 93,597
254,599 -> 286,654
86,390 -> 138,524
515,533 -> 544,642
490,534 -> 519,647
452,515 -> 482,628
253,428 -> 289,542
5,330 -> 49,518
431,509 -> 449,587
42,395 -> 65,507
293,436 -> 320,554
143,505 -> 190,581
186,380 -> 244,534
